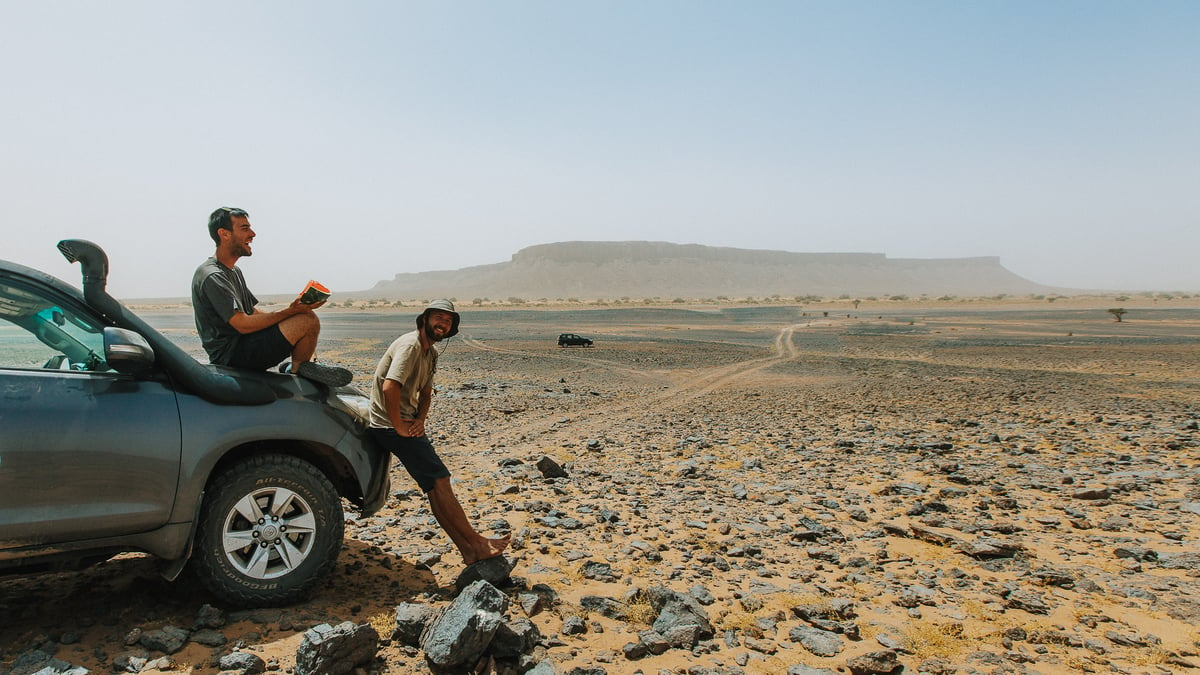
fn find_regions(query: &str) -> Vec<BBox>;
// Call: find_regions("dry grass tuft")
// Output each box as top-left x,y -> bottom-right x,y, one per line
899,621 -> 972,661
624,591 -> 658,626
715,609 -> 760,633
766,592 -> 833,616
367,610 -> 394,637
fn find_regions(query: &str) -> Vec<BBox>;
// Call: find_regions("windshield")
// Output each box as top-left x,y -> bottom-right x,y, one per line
0,281 -> 109,372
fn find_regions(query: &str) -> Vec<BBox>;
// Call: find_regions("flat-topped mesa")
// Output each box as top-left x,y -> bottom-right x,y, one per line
366,241 -> 1051,300
511,241 -> 886,266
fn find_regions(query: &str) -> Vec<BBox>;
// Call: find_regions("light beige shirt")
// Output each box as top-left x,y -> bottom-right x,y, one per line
369,330 -> 436,428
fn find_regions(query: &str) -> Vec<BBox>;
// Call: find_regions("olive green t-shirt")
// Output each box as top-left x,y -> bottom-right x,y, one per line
369,330 -> 436,428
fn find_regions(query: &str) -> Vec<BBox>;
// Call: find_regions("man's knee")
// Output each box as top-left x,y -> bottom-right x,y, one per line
279,313 -> 320,344
425,475 -> 457,499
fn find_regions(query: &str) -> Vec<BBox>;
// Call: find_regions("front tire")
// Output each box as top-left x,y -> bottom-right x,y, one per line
193,454 -> 343,606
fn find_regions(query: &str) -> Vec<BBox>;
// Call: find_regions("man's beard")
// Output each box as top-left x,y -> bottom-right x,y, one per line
424,324 -> 445,342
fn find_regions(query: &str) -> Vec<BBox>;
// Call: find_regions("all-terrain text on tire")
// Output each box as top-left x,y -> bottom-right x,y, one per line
192,454 -> 344,606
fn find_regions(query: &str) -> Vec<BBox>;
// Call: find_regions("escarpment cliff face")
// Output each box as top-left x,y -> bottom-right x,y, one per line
361,241 -> 1053,299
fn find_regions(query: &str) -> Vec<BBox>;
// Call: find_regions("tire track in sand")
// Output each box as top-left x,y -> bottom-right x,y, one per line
455,324 -> 816,439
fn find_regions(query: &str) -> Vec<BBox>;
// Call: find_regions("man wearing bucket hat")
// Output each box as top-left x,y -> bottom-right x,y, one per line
368,300 -> 510,564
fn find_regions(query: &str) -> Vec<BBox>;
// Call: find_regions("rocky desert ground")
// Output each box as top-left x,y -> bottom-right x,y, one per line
3,297 -> 1199,675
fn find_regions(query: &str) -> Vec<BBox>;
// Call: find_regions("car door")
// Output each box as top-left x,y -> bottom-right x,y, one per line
0,274 -> 182,549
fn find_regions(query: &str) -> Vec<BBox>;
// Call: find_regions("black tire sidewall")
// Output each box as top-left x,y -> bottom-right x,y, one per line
193,454 -> 343,606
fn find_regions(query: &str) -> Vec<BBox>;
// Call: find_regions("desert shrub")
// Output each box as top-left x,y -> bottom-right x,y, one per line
368,610 -> 394,636
899,621 -> 970,660
624,591 -> 657,626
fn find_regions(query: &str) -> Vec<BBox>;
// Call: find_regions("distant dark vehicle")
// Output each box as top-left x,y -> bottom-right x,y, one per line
557,333 -> 593,347
0,240 -> 390,607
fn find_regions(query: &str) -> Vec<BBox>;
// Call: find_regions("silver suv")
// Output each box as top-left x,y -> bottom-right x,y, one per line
0,240 -> 390,606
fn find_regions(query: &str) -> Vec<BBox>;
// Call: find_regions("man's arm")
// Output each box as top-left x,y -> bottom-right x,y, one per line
227,295 -> 325,334
382,379 -> 433,437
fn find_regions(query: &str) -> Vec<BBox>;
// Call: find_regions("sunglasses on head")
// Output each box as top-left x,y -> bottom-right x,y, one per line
219,207 -> 248,217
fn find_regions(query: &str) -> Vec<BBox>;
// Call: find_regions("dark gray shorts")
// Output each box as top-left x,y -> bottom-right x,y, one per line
226,325 -> 293,370
367,428 -> 451,492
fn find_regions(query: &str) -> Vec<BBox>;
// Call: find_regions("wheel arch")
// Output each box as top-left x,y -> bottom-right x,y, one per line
207,439 -> 367,509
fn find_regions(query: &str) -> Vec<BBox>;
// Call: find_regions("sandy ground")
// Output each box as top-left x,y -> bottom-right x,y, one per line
2,298 -> 1199,674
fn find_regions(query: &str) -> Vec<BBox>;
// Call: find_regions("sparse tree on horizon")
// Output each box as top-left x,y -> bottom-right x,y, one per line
1108,308 -> 1127,322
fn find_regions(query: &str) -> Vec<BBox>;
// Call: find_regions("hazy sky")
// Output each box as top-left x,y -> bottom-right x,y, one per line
3,1 -> 1197,298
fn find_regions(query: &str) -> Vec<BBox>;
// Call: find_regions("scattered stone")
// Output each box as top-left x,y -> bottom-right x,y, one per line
788,626 -> 844,657
218,650 -> 266,674
846,649 -> 902,674
392,603 -> 435,647
294,621 -> 379,675
138,625 -> 189,655
454,555 -> 516,592
536,456 -> 569,478
420,580 -> 508,671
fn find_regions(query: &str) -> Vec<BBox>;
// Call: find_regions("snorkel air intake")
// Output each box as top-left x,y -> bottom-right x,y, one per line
57,239 -> 276,406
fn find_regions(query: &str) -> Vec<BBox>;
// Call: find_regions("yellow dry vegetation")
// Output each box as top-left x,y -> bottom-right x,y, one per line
368,610 -> 394,637
624,591 -> 658,626
898,621 -> 973,661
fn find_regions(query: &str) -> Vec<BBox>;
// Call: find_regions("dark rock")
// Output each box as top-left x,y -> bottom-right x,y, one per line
846,649 -> 902,674
622,640 -> 649,660
8,650 -> 81,675
294,621 -> 379,675
689,585 -> 716,605
1031,566 -> 1075,587
661,623 -> 704,649
959,537 -> 1024,559
1113,546 -> 1157,562
392,603 -> 434,647
489,617 -> 542,659
454,555 -> 516,592
1105,630 -> 1161,647
536,456 -> 569,478
1004,589 -> 1051,615
1072,487 -> 1113,500
581,595 -> 629,621
580,560 -> 617,582
909,524 -> 963,547
112,650 -> 150,673
218,650 -> 266,674
194,604 -> 226,629
420,580 -> 508,670
139,625 -> 189,655
646,586 -> 714,641
787,626 -> 844,657
561,615 -> 587,636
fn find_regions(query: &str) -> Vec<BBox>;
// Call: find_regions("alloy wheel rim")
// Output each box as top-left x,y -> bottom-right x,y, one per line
220,486 -> 317,579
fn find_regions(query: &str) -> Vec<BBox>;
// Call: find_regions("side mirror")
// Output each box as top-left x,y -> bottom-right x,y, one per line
104,326 -> 155,374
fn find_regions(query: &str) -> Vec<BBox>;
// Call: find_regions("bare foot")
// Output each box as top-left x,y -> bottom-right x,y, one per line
463,534 -> 512,565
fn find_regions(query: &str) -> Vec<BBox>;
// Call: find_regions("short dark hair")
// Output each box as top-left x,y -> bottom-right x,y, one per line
208,207 -> 249,244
